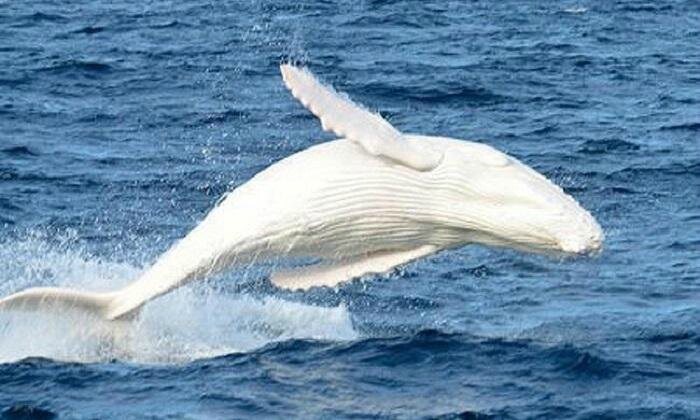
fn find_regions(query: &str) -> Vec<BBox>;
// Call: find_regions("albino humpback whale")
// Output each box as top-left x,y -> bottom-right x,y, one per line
0,64 -> 603,321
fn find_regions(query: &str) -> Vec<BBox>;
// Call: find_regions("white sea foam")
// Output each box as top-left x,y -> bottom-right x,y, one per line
563,6 -> 588,14
0,231 -> 357,364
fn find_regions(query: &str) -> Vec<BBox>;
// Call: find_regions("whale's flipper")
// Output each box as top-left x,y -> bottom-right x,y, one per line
0,287 -> 123,319
280,64 -> 442,171
271,245 -> 438,290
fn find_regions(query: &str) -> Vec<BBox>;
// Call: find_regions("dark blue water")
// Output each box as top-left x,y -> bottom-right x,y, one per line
1,0 -> 699,418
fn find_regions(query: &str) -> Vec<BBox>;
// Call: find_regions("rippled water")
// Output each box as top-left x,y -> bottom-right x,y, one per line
1,0 -> 699,418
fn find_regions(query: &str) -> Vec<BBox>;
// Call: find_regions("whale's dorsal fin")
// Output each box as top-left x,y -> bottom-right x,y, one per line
280,64 -> 442,171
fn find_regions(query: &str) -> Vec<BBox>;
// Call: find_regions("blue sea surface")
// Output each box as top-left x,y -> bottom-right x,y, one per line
1,0 -> 699,418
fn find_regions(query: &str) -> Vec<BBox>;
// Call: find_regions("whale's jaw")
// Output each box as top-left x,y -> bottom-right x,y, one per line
409,135 -> 605,259
470,192 -> 605,258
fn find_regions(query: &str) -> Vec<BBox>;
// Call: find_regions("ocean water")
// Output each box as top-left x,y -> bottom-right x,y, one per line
1,0 -> 699,418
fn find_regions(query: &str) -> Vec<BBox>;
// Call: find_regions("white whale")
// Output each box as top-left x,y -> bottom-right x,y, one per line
0,64 -> 603,321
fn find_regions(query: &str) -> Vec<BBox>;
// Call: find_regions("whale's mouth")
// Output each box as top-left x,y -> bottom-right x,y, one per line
529,230 -> 604,258
482,224 -> 604,258
503,203 -> 605,258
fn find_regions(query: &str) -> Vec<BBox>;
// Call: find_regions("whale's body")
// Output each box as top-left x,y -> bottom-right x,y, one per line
0,65 -> 603,321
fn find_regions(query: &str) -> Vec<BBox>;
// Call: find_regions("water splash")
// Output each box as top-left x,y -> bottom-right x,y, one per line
0,231 -> 358,364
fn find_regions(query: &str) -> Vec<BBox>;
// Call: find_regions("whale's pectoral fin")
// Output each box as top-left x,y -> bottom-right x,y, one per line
0,287 -> 136,321
271,245 -> 438,291
280,64 -> 442,171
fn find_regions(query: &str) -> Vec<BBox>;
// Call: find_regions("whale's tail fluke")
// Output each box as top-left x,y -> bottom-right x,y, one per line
0,287 -> 138,321
0,200 -> 252,322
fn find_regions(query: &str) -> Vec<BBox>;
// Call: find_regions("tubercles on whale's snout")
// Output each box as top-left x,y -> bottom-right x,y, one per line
549,207 -> 604,256
556,224 -> 604,255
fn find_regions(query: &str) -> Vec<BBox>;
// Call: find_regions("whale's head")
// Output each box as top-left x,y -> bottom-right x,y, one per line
429,138 -> 604,256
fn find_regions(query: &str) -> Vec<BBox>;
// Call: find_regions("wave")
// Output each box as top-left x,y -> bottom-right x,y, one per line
19,12 -> 69,23
546,345 -> 621,379
660,122 -> 700,132
606,162 -> 700,179
1,146 -> 38,158
241,328 -> 633,384
1,404 -> 57,420
0,75 -> 30,88
365,81 -> 507,105
427,410 -> 504,420
36,60 -> 115,76
617,4 -> 673,13
72,26 -> 106,35
578,139 -> 641,154
341,12 -> 450,29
